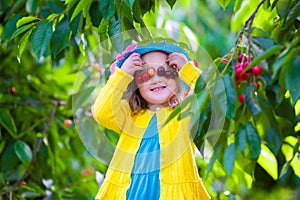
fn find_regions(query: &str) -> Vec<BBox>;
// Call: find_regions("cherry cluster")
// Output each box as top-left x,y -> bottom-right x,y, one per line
235,53 -> 263,103
134,66 -> 178,84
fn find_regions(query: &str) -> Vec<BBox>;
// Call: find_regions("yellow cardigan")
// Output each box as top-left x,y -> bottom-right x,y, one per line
92,62 -> 210,200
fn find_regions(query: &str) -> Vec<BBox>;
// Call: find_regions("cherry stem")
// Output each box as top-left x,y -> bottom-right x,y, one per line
245,0 -> 265,57
221,0 -> 265,75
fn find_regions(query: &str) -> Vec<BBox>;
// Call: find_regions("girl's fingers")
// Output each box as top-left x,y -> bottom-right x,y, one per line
132,60 -> 144,67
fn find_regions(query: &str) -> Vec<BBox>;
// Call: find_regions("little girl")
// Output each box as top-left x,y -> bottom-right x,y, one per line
92,41 -> 210,200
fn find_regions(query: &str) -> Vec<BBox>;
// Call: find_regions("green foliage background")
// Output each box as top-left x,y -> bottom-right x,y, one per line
0,0 -> 300,199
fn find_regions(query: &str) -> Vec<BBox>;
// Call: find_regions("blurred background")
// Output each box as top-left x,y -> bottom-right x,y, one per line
1,0 -> 299,199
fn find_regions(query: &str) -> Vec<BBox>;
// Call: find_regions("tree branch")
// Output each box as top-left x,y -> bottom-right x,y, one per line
0,100 -> 67,106
222,0 -> 265,74
3,102 -> 59,197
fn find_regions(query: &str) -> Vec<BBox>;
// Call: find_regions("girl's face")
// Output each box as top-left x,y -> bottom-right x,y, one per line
136,51 -> 178,109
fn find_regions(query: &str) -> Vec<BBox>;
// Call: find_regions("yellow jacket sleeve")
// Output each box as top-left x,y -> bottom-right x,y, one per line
91,68 -> 133,134
179,61 -> 202,90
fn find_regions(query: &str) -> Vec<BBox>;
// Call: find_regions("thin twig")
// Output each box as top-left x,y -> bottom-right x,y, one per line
2,102 -> 59,196
34,104 -> 57,160
0,100 -> 66,106
221,0 -> 265,74
246,0 -> 265,57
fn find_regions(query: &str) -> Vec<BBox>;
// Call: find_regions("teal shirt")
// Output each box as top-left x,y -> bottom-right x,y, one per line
126,115 -> 160,200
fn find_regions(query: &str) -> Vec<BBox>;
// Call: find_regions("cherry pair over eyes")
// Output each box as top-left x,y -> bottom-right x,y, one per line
134,66 -> 178,84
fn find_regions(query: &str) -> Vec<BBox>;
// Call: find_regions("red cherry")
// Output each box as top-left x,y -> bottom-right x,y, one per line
171,71 -> 178,78
251,81 -> 260,89
64,119 -> 72,127
235,67 -> 244,76
193,60 -> 199,67
235,67 -> 248,81
240,72 -> 248,81
238,53 -> 246,62
19,181 -> 27,185
165,70 -> 172,78
81,168 -> 93,177
252,66 -> 263,76
135,75 -> 142,84
142,72 -> 150,81
147,67 -> 156,76
238,94 -> 245,103
221,58 -> 228,63
9,86 -> 16,95
157,67 -> 165,76
236,62 -> 242,69
242,61 -> 250,69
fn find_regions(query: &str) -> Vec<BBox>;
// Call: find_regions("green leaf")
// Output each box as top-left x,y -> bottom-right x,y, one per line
26,0 -> 37,14
69,6 -> 81,34
237,125 -> 247,153
16,16 -> 38,28
255,99 -> 282,154
0,109 -> 17,138
31,21 -> 53,59
279,160 -> 291,179
72,86 -> 95,112
89,1 -> 102,27
271,49 -> 296,81
0,140 -> 6,154
286,55 -> 300,106
104,128 -> 120,146
3,164 -> 26,181
164,94 -> 195,125
166,0 -> 176,8
108,15 -> 123,51
223,74 -> 236,119
0,144 -> 19,174
51,18 -> 71,57
217,0 -> 231,10
14,141 -> 33,166
194,75 -> 206,94
17,29 -> 32,61
2,14 -> 22,40
71,0 -> 92,22
245,85 -> 261,115
223,143 -> 236,175
98,18 -> 109,44
233,0 -> 243,12
11,23 -> 35,40
245,122 -> 261,159
253,37 -> 275,50
205,143 -> 221,178
284,1 -> 300,29
210,76 -> 227,120
245,45 -> 283,70
276,0 -> 291,18
281,136 -> 300,177
258,144 -> 278,180
99,0 -> 115,19
125,0 -> 135,9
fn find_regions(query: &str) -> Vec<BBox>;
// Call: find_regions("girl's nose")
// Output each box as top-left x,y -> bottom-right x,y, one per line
149,73 -> 162,84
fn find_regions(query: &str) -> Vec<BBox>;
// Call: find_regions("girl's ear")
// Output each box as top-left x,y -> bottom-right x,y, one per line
168,94 -> 182,108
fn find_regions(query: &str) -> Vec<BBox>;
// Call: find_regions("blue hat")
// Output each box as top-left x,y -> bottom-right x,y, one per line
116,41 -> 191,68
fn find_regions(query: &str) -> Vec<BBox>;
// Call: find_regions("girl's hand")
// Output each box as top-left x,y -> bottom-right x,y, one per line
167,52 -> 188,71
121,53 -> 144,76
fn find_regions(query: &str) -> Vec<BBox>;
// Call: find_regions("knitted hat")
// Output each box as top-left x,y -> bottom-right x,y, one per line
110,41 -> 192,74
